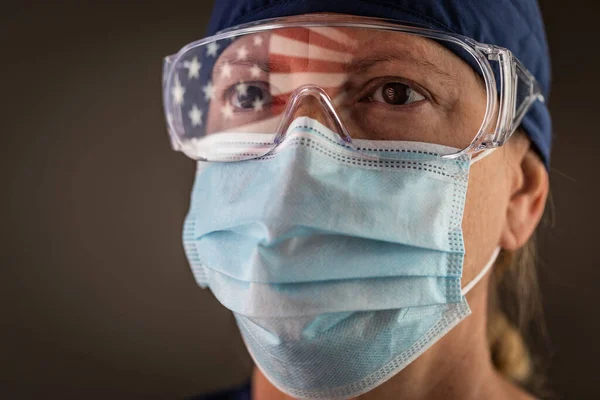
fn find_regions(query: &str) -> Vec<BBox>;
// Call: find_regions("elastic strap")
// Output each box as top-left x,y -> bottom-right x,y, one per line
461,247 -> 501,295
470,148 -> 497,165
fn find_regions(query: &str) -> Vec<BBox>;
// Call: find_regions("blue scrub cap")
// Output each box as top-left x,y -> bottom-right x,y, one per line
206,0 -> 552,168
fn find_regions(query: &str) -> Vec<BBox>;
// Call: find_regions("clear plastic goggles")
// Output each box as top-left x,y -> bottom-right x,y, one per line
162,14 -> 544,161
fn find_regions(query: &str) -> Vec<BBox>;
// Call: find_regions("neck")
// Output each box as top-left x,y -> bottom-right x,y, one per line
251,276 -> 525,400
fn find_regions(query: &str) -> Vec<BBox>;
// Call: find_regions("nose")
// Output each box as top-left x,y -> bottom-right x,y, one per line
274,85 -> 352,144
293,95 -> 334,125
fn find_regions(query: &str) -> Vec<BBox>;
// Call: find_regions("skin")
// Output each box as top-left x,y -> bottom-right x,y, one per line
204,13 -> 549,400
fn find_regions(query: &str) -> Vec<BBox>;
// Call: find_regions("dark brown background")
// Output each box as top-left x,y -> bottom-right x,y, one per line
2,1 -> 598,399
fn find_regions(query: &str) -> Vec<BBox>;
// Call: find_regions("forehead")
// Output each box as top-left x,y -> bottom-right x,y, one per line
214,26 -> 466,75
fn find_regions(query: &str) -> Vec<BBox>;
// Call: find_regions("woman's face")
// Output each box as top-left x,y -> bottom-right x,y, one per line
205,16 -> 543,282
205,24 -> 486,149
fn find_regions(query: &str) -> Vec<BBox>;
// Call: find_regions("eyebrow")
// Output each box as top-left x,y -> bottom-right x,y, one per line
344,53 -> 460,85
219,53 -> 464,87
219,58 -> 273,73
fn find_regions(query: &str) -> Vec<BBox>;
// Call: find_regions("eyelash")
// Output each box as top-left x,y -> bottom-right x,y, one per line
223,81 -> 273,111
356,77 -> 430,107
221,76 -> 430,112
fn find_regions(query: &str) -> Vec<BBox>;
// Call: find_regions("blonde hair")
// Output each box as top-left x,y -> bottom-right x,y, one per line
487,207 -> 552,398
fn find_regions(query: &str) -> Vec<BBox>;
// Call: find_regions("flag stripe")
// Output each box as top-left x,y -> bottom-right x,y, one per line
272,88 -> 346,105
273,28 -> 358,53
307,27 -> 359,48
269,34 -> 354,63
269,73 -> 348,96
268,54 -> 349,73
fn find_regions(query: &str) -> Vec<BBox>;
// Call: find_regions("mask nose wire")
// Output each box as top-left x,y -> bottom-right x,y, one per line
273,85 -> 353,146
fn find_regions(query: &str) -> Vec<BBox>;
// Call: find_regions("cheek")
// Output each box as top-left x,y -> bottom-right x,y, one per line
206,99 -> 224,133
461,155 -> 509,284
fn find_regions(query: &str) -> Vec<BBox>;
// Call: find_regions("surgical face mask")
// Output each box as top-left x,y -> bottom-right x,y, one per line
183,117 -> 499,399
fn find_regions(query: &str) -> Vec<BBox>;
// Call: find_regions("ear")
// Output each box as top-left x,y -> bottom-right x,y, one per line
500,143 -> 549,250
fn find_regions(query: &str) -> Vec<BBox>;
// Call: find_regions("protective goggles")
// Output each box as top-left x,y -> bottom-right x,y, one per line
162,15 -> 544,161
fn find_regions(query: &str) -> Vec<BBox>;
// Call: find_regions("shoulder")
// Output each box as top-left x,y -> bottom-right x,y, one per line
187,382 -> 251,400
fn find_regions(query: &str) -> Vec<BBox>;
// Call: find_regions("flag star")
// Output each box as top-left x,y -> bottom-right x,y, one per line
207,41 -> 220,57
250,64 -> 262,78
236,82 -> 249,97
236,45 -> 249,60
183,56 -> 201,79
252,97 -> 265,112
221,102 -> 234,120
171,75 -> 185,105
220,62 -> 232,79
202,81 -> 215,101
188,104 -> 203,127
253,36 -> 264,47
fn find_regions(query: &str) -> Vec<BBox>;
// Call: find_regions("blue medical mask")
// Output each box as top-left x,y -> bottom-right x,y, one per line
183,117 -> 500,399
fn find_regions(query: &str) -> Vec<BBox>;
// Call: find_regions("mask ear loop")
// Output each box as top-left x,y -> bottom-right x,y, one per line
461,247 -> 501,296
462,147 -> 501,294
470,147 -> 498,165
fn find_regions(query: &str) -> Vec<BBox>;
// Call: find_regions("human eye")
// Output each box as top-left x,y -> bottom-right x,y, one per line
359,79 -> 426,107
225,81 -> 273,111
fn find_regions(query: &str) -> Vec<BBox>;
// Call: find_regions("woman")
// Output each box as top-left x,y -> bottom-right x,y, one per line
162,0 -> 552,399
